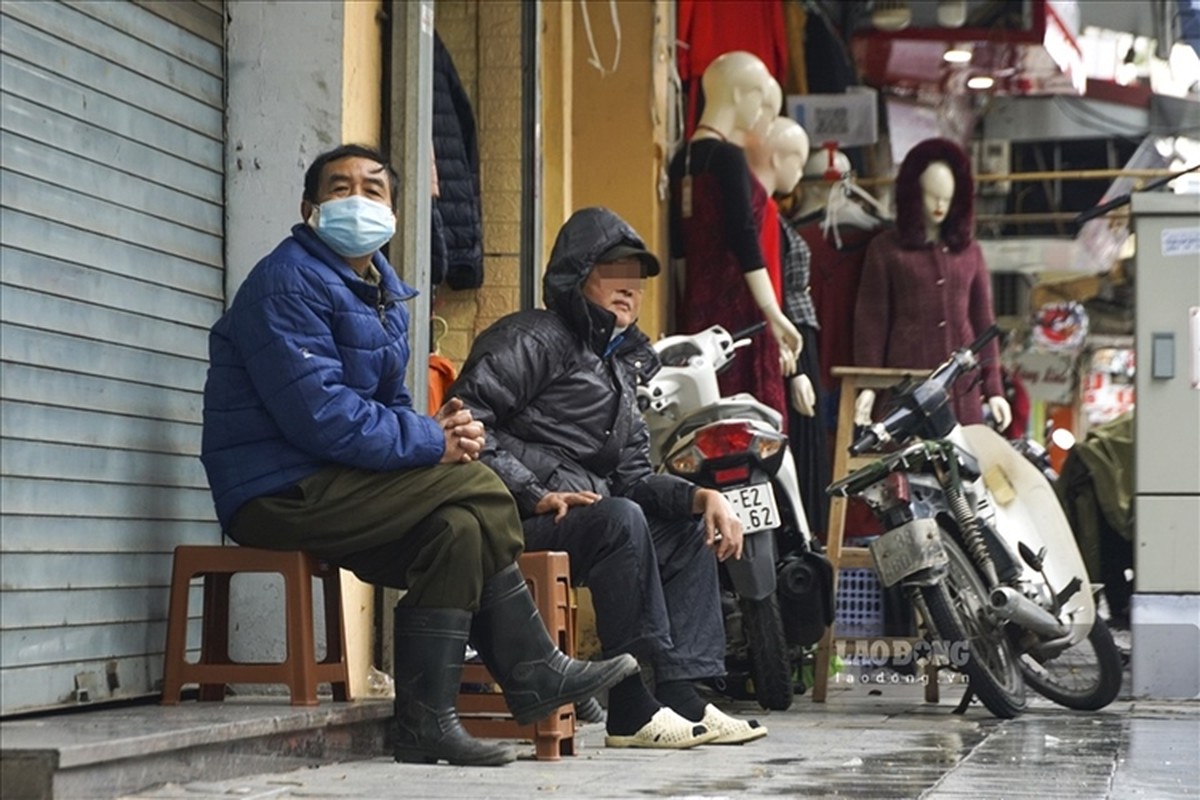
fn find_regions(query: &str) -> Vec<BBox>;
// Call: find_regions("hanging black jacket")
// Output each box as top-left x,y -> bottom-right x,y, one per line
449,207 -> 696,519
432,32 -> 483,289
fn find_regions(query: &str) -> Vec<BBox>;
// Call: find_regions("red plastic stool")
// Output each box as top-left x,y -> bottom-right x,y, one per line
458,551 -> 577,760
160,545 -> 351,706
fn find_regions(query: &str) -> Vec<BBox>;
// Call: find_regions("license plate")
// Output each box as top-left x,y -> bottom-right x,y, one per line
722,483 -> 780,533
869,518 -> 947,587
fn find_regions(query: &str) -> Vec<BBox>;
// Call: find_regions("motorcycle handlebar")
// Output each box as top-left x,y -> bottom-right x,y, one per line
846,324 -> 1003,456
967,324 -> 1001,357
848,427 -> 881,457
729,321 -> 767,341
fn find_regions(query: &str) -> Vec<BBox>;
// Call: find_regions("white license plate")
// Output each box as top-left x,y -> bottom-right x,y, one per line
869,518 -> 947,587
721,483 -> 780,533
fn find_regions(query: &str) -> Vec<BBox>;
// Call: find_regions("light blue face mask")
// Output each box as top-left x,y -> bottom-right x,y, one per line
308,195 -> 396,258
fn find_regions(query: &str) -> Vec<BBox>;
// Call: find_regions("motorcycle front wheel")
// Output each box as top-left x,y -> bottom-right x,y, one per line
739,594 -> 794,711
922,529 -> 1027,719
1019,615 -> 1123,710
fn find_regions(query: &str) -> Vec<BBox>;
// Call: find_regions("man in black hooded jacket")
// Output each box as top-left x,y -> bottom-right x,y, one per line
451,207 -> 767,748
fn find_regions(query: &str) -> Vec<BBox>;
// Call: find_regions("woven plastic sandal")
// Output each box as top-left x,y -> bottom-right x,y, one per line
700,704 -> 768,744
604,707 -> 719,749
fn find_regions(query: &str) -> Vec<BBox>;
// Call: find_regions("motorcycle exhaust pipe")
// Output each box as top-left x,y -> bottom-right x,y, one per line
989,587 -> 1068,638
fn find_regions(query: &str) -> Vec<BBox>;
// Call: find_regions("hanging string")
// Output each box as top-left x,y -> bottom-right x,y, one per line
579,0 -> 622,77
659,31 -> 686,201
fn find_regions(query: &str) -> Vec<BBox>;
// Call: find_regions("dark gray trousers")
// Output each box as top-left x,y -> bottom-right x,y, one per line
522,497 -> 724,682
227,461 -> 524,610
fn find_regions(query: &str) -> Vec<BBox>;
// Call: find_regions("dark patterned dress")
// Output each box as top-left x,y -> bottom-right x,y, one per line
669,139 -> 786,421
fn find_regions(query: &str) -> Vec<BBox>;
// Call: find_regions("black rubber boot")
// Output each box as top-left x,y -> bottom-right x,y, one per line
392,607 -> 515,766
470,563 -> 639,725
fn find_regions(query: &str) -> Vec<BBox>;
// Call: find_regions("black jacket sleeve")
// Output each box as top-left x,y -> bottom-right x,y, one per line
449,322 -> 560,517
610,414 -> 698,519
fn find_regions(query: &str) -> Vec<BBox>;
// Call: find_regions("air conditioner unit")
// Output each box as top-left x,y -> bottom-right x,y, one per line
971,138 -> 1011,195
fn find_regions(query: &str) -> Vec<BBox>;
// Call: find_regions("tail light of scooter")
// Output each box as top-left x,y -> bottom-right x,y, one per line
668,421 -> 786,477
880,472 -> 911,507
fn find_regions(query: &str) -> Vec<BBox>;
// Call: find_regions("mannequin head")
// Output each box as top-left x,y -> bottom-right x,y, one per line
697,51 -> 772,144
747,115 -> 809,194
919,162 -> 955,241
796,147 -> 851,216
749,77 -> 783,141
895,137 -> 974,252
767,118 -> 811,195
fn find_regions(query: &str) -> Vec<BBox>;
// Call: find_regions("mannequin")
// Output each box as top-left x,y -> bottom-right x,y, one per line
756,116 -> 833,538
790,147 -> 887,398
795,147 -> 850,219
745,77 -> 786,306
853,138 -> 1011,430
668,51 -> 799,423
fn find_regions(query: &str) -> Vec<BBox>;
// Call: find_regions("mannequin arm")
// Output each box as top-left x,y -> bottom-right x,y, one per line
987,396 -> 1012,432
853,389 -> 875,426
790,375 -> 816,416
744,268 -> 801,376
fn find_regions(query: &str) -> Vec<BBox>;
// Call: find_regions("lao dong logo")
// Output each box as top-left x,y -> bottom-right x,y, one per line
836,638 -> 971,669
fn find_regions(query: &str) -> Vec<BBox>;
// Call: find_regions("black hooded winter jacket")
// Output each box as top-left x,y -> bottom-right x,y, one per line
449,207 -> 698,520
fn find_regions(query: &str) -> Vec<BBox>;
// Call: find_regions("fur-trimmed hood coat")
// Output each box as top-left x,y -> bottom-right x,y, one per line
853,139 -> 1003,424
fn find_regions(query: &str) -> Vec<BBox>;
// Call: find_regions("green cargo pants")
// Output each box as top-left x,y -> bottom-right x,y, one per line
226,461 -> 524,610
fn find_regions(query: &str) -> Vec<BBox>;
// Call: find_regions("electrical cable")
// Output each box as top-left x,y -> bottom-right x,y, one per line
1072,161 -> 1200,228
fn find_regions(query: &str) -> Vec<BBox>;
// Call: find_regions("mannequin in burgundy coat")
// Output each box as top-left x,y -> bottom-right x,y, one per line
853,138 -> 1011,430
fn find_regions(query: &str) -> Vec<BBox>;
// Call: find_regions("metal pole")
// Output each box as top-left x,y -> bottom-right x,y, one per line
389,0 -> 434,414
520,0 -> 542,311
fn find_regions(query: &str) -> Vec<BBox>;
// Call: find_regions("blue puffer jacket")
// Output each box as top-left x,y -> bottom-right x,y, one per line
201,224 -> 445,530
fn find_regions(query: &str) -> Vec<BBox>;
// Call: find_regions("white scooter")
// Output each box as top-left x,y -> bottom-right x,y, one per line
638,324 -> 834,711
829,326 -> 1123,717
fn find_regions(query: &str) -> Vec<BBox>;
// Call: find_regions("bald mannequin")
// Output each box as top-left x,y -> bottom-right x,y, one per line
796,148 -> 852,219
760,119 -> 818,416
694,50 -> 773,147
690,53 -> 800,374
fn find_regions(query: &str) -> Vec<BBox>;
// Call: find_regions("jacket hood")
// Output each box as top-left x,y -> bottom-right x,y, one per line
543,207 -> 653,355
895,137 -> 975,253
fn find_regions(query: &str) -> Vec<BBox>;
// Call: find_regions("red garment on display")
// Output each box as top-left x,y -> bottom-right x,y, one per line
677,0 -> 789,137
1003,367 -> 1031,439
796,219 -> 881,392
854,229 -> 1004,425
759,197 -> 783,303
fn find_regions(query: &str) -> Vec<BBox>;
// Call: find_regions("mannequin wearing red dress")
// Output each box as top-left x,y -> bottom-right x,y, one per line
668,52 -> 800,421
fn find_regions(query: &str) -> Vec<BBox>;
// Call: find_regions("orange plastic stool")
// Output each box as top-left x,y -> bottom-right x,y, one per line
160,545 -> 351,706
458,551 -> 577,760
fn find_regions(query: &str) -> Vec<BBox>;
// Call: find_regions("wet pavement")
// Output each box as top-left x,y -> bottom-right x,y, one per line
119,677 -> 1200,800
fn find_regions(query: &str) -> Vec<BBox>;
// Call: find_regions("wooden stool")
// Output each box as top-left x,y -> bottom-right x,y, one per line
160,545 -> 351,706
458,551 -> 577,760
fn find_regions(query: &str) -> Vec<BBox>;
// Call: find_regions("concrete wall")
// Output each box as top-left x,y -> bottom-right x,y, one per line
568,0 -> 670,338
225,0 -> 384,698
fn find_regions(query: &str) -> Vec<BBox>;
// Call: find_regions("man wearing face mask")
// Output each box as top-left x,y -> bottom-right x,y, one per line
450,207 -> 768,750
201,145 -> 637,768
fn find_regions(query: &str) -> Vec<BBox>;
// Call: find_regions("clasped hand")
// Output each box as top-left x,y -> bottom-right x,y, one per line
435,397 -> 486,464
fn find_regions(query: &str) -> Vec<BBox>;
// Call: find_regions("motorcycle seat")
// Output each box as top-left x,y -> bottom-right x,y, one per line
668,399 -> 783,444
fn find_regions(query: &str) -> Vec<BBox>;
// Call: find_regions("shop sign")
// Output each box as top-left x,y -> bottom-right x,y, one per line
1013,348 -> 1077,404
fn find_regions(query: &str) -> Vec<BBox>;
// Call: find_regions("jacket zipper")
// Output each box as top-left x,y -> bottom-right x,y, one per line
376,288 -> 388,326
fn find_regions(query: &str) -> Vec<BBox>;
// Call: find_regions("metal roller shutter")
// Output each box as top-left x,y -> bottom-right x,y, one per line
1,0 -> 225,715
